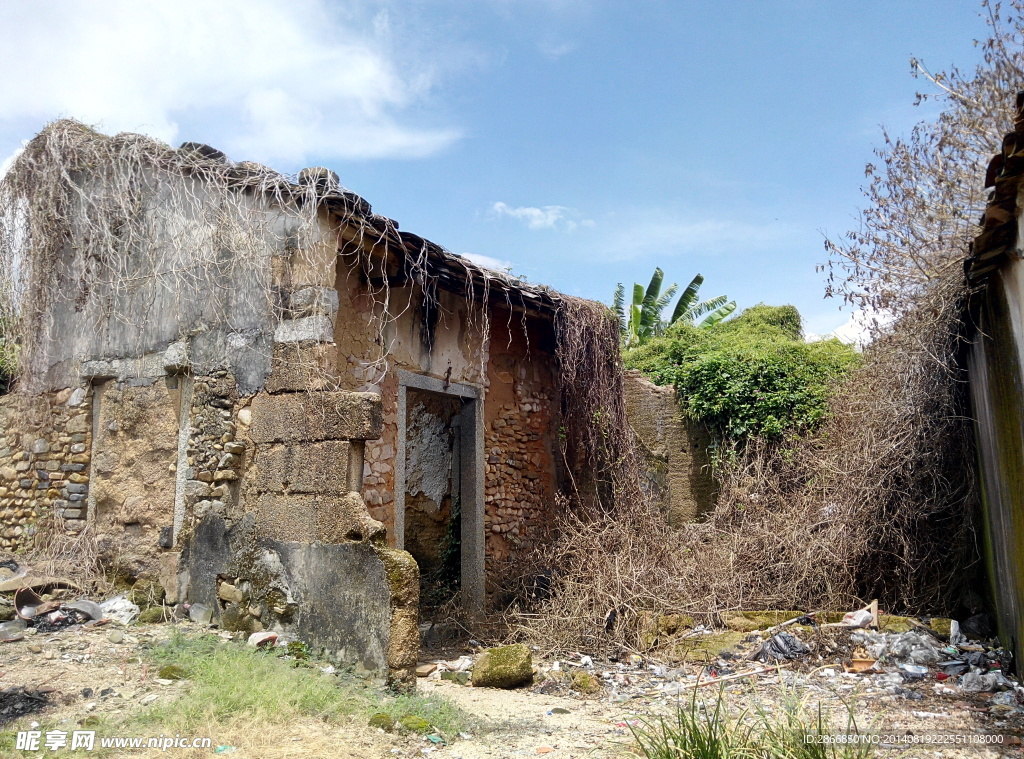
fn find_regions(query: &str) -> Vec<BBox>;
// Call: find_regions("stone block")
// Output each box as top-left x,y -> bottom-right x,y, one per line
253,440 -> 349,494
288,287 -> 339,318
249,391 -> 382,443
163,340 -> 190,373
273,315 -> 333,344
265,342 -> 340,393
313,491 -> 385,544
255,494 -> 319,542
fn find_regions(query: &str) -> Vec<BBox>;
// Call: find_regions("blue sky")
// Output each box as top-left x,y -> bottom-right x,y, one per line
0,0 -> 990,336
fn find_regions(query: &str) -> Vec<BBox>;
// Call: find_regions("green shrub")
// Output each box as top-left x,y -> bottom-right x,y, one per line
625,305 -> 859,441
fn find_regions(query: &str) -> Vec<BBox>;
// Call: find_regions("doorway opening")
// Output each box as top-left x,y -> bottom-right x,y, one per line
395,370 -> 484,618
403,389 -> 462,613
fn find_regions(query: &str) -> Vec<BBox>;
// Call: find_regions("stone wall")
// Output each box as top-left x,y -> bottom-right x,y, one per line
0,388 -> 92,549
482,314 -> 559,574
623,370 -> 716,525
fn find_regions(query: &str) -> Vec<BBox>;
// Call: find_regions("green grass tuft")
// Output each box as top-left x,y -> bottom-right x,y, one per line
629,687 -> 877,759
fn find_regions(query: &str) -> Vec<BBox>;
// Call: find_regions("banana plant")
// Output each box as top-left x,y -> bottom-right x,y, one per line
613,270 -> 736,347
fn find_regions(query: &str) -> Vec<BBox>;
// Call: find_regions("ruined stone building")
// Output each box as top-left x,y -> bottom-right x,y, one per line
0,122 -> 569,683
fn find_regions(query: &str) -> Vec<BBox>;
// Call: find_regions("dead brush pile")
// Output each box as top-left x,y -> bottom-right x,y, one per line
513,272 -> 977,654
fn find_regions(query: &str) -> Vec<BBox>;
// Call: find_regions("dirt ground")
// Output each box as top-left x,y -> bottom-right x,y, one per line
0,621 -> 1022,758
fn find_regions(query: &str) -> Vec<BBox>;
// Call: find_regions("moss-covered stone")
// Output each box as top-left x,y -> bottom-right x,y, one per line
657,614 -> 695,636
673,630 -> 749,662
137,606 -> 166,624
471,644 -> 533,689
157,664 -> 189,680
569,670 -> 602,695
219,604 -> 263,634
929,618 -> 953,637
398,715 -> 431,733
127,578 -> 165,610
878,615 -> 914,633
368,713 -> 394,731
722,611 -> 804,632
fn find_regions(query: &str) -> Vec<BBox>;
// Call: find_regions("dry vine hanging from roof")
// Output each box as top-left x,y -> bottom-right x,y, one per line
553,296 -> 645,513
0,120 -> 518,399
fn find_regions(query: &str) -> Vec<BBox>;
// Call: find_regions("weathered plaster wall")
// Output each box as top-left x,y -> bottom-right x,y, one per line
623,370 -> 717,525
90,379 -> 180,571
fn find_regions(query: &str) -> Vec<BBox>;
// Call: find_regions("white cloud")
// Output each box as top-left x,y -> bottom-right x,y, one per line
806,308 -> 894,349
599,214 -> 799,261
0,1 -> 460,164
0,143 -> 26,180
461,252 -> 514,272
491,201 -> 592,232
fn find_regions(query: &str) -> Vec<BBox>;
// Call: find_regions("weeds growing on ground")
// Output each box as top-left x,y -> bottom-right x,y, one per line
0,630 -> 474,756
134,631 -> 471,738
629,687 -> 876,759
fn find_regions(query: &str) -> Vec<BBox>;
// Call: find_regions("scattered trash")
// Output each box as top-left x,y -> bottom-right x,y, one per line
961,671 -> 1011,693
64,599 -> 104,621
842,609 -> 874,628
949,619 -> 966,646
843,658 -> 877,673
754,632 -> 808,662
247,631 -> 278,647
320,664 -> 336,675
0,686 -> 49,724
898,663 -> 929,680
213,747 -> 236,754
960,613 -> 994,640
0,619 -> 26,641
991,690 -> 1019,707
99,595 -> 140,625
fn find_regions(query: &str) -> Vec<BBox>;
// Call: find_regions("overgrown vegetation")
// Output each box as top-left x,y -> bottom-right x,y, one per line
513,0 -> 1009,650
626,305 -> 859,441
613,269 -> 736,348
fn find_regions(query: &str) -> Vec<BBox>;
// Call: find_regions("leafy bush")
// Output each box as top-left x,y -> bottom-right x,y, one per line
625,305 -> 859,440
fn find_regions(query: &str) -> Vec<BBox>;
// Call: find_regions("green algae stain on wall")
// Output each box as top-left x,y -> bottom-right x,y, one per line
969,269 -> 1024,666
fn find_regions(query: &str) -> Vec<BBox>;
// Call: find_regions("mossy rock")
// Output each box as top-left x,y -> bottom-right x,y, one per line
398,715 -> 431,733
157,664 -> 189,680
471,644 -> 533,689
126,578 -> 165,610
878,615 -> 915,633
928,618 -> 953,637
219,604 -> 263,634
569,670 -> 602,695
657,614 -> 695,636
673,630 -> 749,661
722,611 -> 804,632
368,713 -> 395,731
137,606 -> 166,624
0,605 -> 15,622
